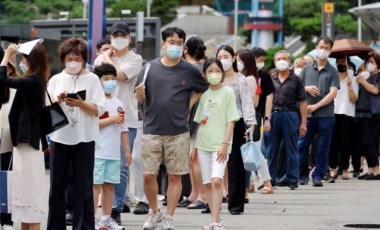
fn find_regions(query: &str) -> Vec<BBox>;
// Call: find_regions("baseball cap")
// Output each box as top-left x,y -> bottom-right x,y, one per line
110,22 -> 130,35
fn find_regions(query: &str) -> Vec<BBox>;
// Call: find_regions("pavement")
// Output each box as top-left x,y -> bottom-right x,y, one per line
24,170 -> 380,230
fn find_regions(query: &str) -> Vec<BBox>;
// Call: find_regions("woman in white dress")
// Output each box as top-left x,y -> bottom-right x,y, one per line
0,43 -> 49,230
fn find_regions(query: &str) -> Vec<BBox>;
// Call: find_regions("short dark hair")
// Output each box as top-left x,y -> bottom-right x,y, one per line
161,27 -> 186,42
251,47 -> 267,57
316,36 -> 334,48
216,45 -> 238,72
92,63 -> 117,79
96,38 -> 111,50
185,37 -> 206,61
59,38 -> 88,65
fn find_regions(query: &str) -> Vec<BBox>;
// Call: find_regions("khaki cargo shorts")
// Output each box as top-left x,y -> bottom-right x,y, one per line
141,132 -> 190,175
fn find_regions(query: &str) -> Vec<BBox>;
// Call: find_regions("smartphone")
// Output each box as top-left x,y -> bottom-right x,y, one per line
66,93 -> 78,99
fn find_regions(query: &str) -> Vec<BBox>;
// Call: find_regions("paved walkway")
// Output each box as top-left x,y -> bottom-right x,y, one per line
28,171 -> 380,230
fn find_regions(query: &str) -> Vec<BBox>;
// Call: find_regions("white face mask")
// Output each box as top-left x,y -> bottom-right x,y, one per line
221,59 -> 233,72
65,61 -> 83,75
366,63 -> 377,73
19,61 -> 29,73
111,37 -> 130,51
275,60 -> 289,71
256,62 -> 264,69
316,49 -> 330,60
237,62 -> 245,73
347,69 -> 354,78
361,71 -> 370,80
294,68 -> 303,76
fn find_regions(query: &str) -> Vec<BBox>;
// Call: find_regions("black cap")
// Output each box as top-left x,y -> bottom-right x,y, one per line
110,22 -> 130,35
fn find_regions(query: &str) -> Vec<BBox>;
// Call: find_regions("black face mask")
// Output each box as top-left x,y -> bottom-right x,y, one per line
337,64 -> 347,73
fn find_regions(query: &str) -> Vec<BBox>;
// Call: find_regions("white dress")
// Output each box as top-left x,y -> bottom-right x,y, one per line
11,143 -> 46,223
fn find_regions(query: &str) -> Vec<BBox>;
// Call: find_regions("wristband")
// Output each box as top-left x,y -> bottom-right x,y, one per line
264,117 -> 269,120
222,141 -> 230,145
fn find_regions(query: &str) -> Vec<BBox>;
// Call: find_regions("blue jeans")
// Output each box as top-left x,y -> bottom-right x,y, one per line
261,132 -> 269,159
113,128 -> 137,212
267,111 -> 300,186
298,117 -> 334,180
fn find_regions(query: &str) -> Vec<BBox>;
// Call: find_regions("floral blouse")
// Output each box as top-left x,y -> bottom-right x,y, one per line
223,73 -> 256,126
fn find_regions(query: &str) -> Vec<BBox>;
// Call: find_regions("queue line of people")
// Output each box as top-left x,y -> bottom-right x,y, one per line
0,22 -> 380,230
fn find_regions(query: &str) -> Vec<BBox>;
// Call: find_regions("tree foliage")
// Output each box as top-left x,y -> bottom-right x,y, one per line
1,0 -> 178,25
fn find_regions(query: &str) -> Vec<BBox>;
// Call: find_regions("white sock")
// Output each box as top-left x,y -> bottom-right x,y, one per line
101,215 -> 110,221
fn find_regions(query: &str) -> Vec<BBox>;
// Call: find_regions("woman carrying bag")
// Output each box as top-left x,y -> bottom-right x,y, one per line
0,42 -> 49,230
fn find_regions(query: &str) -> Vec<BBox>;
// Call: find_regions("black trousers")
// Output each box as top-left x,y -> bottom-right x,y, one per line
0,152 -> 13,226
352,118 -> 364,172
227,119 -> 246,213
329,114 -> 355,170
47,141 -> 95,230
362,118 -> 380,167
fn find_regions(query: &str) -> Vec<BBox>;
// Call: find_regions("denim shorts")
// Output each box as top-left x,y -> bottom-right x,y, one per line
93,158 -> 120,184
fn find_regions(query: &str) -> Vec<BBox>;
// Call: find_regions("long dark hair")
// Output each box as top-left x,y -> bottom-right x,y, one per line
24,43 -> 50,90
203,58 -> 225,82
236,49 -> 258,79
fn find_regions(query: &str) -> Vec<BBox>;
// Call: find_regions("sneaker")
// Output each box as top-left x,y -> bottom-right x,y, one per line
313,176 -> 323,187
299,177 -> 309,185
162,216 -> 175,230
111,210 -> 122,225
143,209 -> 164,230
2,225 -> 14,230
95,217 -> 100,230
133,201 -> 149,215
98,216 -> 124,230
210,223 -> 225,230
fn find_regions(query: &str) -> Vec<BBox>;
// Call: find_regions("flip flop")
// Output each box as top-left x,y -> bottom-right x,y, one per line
177,198 -> 192,208
261,186 -> 274,194
187,199 -> 207,209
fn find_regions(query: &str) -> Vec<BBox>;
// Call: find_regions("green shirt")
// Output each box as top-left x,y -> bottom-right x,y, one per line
194,86 -> 239,153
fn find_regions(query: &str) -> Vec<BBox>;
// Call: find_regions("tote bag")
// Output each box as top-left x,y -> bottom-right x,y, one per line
41,90 -> 69,135
240,129 -> 261,171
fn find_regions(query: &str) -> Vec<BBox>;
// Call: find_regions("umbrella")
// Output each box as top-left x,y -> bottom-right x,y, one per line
330,39 -> 372,58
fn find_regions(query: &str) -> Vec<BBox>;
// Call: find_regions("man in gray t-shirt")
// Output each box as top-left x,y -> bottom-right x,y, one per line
298,36 -> 339,187
135,27 -> 208,229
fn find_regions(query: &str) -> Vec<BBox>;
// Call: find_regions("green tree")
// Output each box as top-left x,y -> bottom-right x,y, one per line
150,0 -> 178,25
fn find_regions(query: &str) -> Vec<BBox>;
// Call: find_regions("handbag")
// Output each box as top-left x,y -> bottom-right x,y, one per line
370,94 -> 380,116
41,90 -> 69,135
240,129 -> 262,171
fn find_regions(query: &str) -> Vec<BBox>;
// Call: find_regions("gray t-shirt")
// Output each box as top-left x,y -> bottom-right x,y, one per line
301,62 -> 339,117
136,58 -> 209,135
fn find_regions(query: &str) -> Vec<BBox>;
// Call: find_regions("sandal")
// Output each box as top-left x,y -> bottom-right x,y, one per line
261,186 -> 274,194
177,198 -> 192,207
187,200 -> 207,209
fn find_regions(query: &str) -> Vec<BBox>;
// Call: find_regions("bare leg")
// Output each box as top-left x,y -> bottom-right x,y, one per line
187,161 -> 198,201
93,184 -> 102,215
204,183 -> 213,220
102,183 -> 114,216
210,178 -> 223,223
192,162 -> 207,202
166,175 -> 182,216
223,168 -> 228,198
144,174 -> 159,212
30,223 -> 40,230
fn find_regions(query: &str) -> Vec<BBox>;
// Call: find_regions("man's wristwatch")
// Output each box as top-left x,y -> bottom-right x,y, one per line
264,117 -> 269,121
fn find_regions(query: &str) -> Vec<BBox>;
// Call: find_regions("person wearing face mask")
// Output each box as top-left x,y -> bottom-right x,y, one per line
293,57 -> 308,77
91,63 -> 131,229
329,58 -> 358,180
355,55 -> 380,180
251,47 -> 275,161
216,45 -> 256,215
266,50 -> 307,190
46,38 -> 106,230
236,49 -> 273,197
93,22 -> 143,223
298,36 -> 340,187
135,27 -> 208,230
1,42 -> 49,230
191,58 -> 239,230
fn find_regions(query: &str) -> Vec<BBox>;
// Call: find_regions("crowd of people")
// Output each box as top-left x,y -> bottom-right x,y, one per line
0,22 -> 379,230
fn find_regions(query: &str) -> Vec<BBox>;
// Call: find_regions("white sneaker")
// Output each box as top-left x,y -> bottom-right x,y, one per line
95,217 -> 101,230
161,216 -> 175,230
99,216 -> 124,230
143,209 -> 164,230
2,225 -> 14,230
